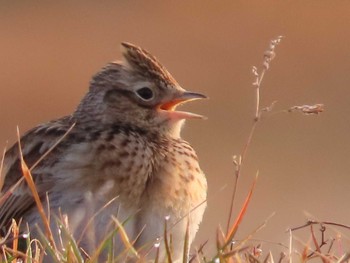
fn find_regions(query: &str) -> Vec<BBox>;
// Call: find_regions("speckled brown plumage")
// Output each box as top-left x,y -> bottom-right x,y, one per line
0,42 -> 207,262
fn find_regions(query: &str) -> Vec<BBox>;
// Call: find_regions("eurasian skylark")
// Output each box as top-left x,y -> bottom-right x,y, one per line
0,42 -> 207,262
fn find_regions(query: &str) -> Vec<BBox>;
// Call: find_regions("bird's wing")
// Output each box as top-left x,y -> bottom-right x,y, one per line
0,116 -> 75,229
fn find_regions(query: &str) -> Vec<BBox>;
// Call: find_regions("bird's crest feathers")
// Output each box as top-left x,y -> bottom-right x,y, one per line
121,42 -> 178,87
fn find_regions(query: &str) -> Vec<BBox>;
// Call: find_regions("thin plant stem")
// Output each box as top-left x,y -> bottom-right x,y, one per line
225,36 -> 283,235
225,120 -> 258,235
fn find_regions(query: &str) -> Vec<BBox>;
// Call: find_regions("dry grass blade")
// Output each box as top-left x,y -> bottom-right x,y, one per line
111,216 -> 140,259
225,172 -> 258,246
235,212 -> 276,253
0,178 -> 25,209
0,221 -> 16,247
154,242 -> 160,263
216,225 -> 225,251
163,217 -> 173,263
36,227 -> 61,263
189,240 -> 208,263
27,236 -> 43,263
310,224 -> 325,263
77,196 -> 119,243
263,251 -> 274,263
2,246 -> 28,260
89,215 -> 137,262
291,234 -> 337,263
247,253 -> 260,263
16,127 -> 58,258
221,245 -> 250,260
171,198 -> 207,231
337,253 -> 350,263
11,219 -> 19,262
25,232 -> 33,263
182,217 -> 190,263
0,146 -> 7,191
226,122 -> 257,234
288,229 -> 292,262
55,219 -> 84,263
301,240 -> 310,262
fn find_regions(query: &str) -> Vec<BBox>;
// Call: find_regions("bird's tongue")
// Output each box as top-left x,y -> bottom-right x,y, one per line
159,99 -> 206,120
160,99 -> 182,111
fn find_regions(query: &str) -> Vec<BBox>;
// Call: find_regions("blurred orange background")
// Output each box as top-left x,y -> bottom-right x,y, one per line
1,1 -> 350,257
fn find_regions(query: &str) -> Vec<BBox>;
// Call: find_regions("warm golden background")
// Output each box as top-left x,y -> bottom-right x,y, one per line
1,1 -> 350,257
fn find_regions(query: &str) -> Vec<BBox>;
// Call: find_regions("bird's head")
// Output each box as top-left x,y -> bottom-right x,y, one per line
75,42 -> 207,138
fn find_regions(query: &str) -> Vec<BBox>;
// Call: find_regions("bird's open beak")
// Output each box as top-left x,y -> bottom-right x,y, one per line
158,91 -> 208,120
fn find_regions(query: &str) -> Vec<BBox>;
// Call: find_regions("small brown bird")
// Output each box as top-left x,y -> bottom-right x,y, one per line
0,42 -> 207,261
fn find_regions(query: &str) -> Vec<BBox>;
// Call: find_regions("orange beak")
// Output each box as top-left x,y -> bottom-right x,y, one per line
158,91 -> 207,120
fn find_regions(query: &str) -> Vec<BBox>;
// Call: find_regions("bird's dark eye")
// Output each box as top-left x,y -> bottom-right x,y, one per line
136,87 -> 154,101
